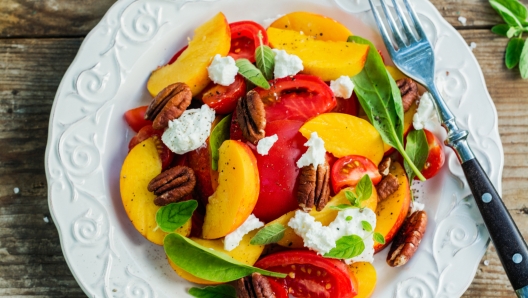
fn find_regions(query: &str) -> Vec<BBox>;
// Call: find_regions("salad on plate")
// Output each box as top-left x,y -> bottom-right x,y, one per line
119,11 -> 445,298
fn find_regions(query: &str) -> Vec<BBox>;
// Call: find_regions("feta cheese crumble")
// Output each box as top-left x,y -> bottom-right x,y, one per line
272,49 -> 303,79
330,76 -> 354,98
207,54 -> 239,86
257,134 -> 279,155
296,132 -> 326,168
13,187 -> 19,194
288,210 -> 337,254
224,214 -> 264,251
412,92 -> 436,130
411,201 -> 425,213
162,105 -> 216,154
458,16 -> 467,26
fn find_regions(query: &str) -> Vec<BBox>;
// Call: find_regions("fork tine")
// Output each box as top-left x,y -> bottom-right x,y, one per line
390,0 -> 418,43
367,0 -> 397,54
402,0 -> 427,40
378,0 -> 407,49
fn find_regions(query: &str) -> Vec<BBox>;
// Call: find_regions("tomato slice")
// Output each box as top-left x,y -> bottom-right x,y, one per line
201,75 -> 246,114
255,250 -> 356,298
331,155 -> 382,194
420,129 -> 445,179
332,92 -> 358,116
228,21 -> 268,62
128,125 -> 174,170
255,74 -> 336,123
267,277 -> 289,298
124,106 -> 152,132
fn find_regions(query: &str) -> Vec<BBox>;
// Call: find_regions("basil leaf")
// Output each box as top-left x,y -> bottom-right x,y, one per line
361,220 -> 373,232
404,129 -> 429,181
155,200 -> 197,233
346,216 -> 353,221
506,38 -> 525,69
491,24 -> 511,36
250,223 -> 286,245
348,36 -> 425,181
324,235 -> 365,259
355,174 -> 373,202
329,204 -> 356,211
164,233 -> 286,282
189,285 -> 236,298
506,26 -> 522,38
520,38 -> 528,78
210,114 -> 232,171
255,45 -> 276,81
236,59 -> 270,89
344,190 -> 357,203
490,0 -> 527,26
373,232 -> 386,244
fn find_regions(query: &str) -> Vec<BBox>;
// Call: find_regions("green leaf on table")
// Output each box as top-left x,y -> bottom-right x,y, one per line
506,26 -> 522,38
490,0 -> 527,27
236,58 -> 270,89
348,35 -> 425,181
189,285 -> 236,298
324,235 -> 365,259
506,38 -> 526,69
491,24 -> 511,36
520,38 -> 528,78
361,220 -> 373,232
210,114 -> 232,171
404,129 -> 429,181
164,233 -> 286,282
250,223 -> 286,245
255,31 -> 276,81
155,200 -> 197,233
373,232 -> 386,244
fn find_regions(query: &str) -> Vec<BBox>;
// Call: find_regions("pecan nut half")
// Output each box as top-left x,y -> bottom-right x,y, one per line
297,161 -> 331,212
145,82 -> 192,130
378,156 -> 392,177
236,273 -> 276,298
396,78 -> 420,112
236,90 -> 266,144
147,166 -> 196,206
387,210 -> 428,267
376,173 -> 399,202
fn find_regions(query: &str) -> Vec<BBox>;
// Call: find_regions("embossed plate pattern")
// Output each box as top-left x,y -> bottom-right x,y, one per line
45,0 -> 503,297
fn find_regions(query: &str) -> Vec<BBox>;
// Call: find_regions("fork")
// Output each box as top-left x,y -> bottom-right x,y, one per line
367,0 -> 528,295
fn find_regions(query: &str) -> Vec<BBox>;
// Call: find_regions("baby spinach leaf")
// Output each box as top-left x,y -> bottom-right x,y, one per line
155,200 -> 197,233
189,285 -> 236,298
255,32 -> 276,81
348,36 -> 425,181
373,232 -> 386,244
250,223 -> 286,245
164,233 -> 286,282
507,37 -> 526,69
361,220 -> 373,232
404,129 -> 429,182
491,24 -> 511,36
520,39 -> 528,78
210,114 -> 232,171
324,235 -> 365,259
236,59 -> 270,89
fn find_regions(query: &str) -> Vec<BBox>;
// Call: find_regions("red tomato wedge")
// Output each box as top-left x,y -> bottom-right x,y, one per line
267,278 -> 289,298
420,129 -> 445,179
251,120 -> 307,222
255,250 -> 357,298
201,74 -> 246,114
228,21 -> 268,62
255,74 -> 336,123
331,155 -> 382,194
124,106 -> 152,132
128,125 -> 173,169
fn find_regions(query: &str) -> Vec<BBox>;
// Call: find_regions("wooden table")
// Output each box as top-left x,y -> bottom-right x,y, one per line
0,0 -> 526,296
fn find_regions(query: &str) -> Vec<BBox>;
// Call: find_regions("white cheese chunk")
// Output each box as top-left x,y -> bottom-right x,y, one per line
257,134 -> 279,155
288,210 -> 336,254
224,214 -> 264,251
296,132 -> 326,168
330,76 -> 354,98
207,54 -> 239,86
272,49 -> 303,79
412,92 -> 436,130
458,16 -> 467,26
162,105 -> 216,154
411,201 -> 425,213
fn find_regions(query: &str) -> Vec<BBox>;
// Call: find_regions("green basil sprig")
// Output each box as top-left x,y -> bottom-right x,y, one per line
209,114 -> 232,171
324,235 -> 365,259
404,129 -> 429,182
189,285 -> 236,298
255,31 -> 276,81
236,59 -> 271,89
329,174 -> 373,210
361,220 -> 373,232
164,233 -> 286,282
250,223 -> 286,245
373,232 -> 386,245
155,200 -> 197,233
348,36 -> 426,180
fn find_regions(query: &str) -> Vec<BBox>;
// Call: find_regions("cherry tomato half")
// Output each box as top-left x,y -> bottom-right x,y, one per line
124,106 -> 152,132
201,75 -> 246,114
420,129 -> 445,179
255,74 -> 336,123
331,155 -> 382,194
128,125 -> 174,170
228,21 -> 268,62
267,278 -> 289,298
255,250 -> 357,298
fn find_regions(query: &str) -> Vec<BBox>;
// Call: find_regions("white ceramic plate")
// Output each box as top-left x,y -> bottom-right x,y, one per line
45,0 -> 503,297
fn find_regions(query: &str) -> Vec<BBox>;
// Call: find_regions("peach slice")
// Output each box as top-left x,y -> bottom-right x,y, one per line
269,12 -> 352,42
120,138 -> 191,245
202,140 -> 260,239
147,13 -> 231,97
348,262 -> 377,298
300,113 -> 385,165
373,161 -> 411,252
271,187 -> 378,249
267,27 -> 369,81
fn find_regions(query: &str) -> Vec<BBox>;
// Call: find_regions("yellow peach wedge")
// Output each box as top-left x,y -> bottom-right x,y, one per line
300,113 -> 385,165
120,138 -> 191,245
348,262 -> 377,298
